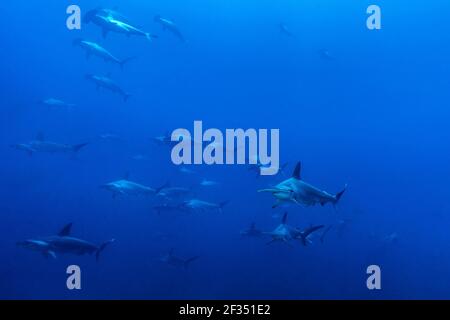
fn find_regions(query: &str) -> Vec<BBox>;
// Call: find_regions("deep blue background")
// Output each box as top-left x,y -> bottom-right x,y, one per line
1,0 -> 450,299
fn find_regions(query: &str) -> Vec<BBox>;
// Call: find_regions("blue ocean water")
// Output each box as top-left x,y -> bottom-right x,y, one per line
1,0 -> 450,299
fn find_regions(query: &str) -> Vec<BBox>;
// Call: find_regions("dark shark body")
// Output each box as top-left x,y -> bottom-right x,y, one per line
159,249 -> 199,269
154,15 -> 186,42
11,133 -> 88,156
264,213 -> 324,246
73,39 -> 134,69
85,74 -> 131,101
241,223 -> 264,238
17,223 -> 114,261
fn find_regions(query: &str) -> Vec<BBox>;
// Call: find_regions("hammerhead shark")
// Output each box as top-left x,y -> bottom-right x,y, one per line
240,223 -> 264,238
264,213 -> 324,246
11,133 -> 88,157
258,162 -> 347,208
84,8 -> 158,41
17,223 -> 114,261
159,249 -> 199,269
101,173 -> 165,199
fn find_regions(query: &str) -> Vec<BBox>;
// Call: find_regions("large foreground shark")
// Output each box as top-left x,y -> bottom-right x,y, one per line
17,223 -> 114,261
258,162 -> 347,208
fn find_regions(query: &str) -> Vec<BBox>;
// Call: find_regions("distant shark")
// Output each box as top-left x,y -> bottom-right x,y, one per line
84,8 -> 158,41
157,184 -> 193,201
159,249 -> 199,269
181,199 -> 229,213
240,222 -> 264,238
11,133 -> 88,157
39,98 -> 76,110
101,173 -> 165,199
17,223 -> 114,261
258,162 -> 347,208
264,212 -> 324,246
85,73 -> 131,102
73,38 -> 134,69
279,23 -> 295,37
154,15 -> 186,42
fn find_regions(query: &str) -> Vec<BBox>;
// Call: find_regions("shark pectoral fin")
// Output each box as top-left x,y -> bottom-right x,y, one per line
43,250 -> 57,259
272,199 -> 283,209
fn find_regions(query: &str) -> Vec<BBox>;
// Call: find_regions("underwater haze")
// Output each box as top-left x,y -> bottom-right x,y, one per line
1,0 -> 450,299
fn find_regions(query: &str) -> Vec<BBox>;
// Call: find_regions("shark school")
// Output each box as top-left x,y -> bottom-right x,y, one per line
170,121 -> 280,176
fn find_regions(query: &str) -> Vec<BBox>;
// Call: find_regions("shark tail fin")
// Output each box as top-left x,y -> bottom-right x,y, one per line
334,184 -> 348,204
155,181 -> 170,194
96,239 -> 115,262
120,56 -> 136,70
218,201 -> 229,213
146,33 -> 158,42
281,212 -> 288,224
184,256 -> 199,269
299,225 -> 325,246
320,225 -> 333,244
123,93 -> 131,102
72,143 -> 89,153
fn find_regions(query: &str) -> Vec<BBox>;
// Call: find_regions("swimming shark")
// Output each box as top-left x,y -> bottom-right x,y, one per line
248,161 -> 288,178
240,223 -> 264,238
181,199 -> 229,213
39,98 -> 76,110
85,74 -> 131,102
318,48 -> 334,61
159,249 -> 199,269
157,184 -> 193,201
154,15 -> 186,42
200,179 -> 220,187
264,213 -> 324,246
84,9 -> 158,41
17,223 -> 114,261
279,23 -> 295,37
153,202 -> 188,215
11,133 -> 88,157
258,162 -> 347,208
101,174 -> 164,199
73,38 -> 134,69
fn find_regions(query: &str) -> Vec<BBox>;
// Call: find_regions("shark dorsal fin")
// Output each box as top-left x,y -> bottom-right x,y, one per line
282,212 -> 288,224
292,162 -> 301,180
58,223 -> 73,237
36,132 -> 45,141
